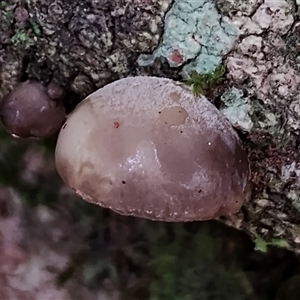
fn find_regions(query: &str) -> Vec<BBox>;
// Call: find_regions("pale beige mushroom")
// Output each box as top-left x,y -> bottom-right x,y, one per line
55,76 -> 250,222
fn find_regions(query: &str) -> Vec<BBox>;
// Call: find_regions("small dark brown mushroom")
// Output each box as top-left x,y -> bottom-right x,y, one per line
55,76 -> 250,222
0,81 -> 66,138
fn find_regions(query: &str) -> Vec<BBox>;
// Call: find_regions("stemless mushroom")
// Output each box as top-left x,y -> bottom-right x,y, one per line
0,81 -> 66,138
55,76 -> 250,222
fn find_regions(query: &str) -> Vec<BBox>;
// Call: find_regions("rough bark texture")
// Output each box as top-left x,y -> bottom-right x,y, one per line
2,1 -> 300,298
1,0 -> 300,253
0,0 -> 174,101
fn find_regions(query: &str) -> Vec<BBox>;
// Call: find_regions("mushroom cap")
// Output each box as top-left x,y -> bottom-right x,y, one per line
55,76 -> 250,222
0,81 -> 66,138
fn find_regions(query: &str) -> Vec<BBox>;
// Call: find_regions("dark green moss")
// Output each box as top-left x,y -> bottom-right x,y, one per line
184,65 -> 225,96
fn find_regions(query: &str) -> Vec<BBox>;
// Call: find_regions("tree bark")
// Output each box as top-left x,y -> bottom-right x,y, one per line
1,0 -> 300,253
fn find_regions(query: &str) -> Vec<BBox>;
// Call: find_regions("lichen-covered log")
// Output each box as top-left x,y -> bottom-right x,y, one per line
1,0 -> 300,255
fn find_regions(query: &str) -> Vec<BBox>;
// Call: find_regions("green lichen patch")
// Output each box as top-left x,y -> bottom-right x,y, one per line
220,87 -> 253,131
138,0 -> 238,75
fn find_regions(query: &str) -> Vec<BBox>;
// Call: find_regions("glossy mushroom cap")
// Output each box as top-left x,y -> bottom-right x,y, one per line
55,76 -> 250,222
0,81 -> 66,138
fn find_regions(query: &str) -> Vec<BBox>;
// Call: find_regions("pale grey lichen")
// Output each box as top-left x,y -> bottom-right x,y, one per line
230,0 -> 294,35
226,0 -> 300,133
215,0 -> 259,17
256,112 -> 278,131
